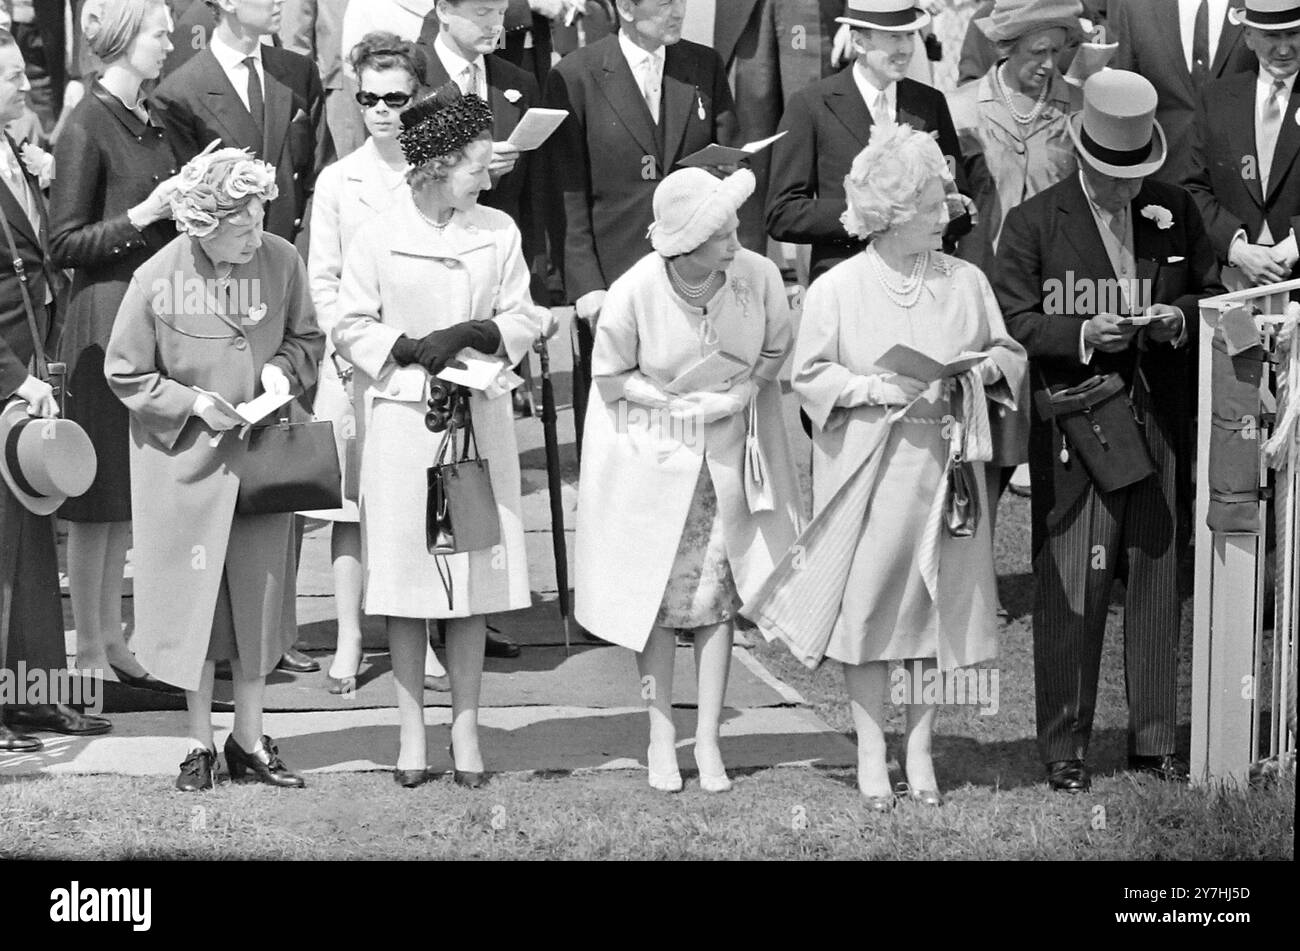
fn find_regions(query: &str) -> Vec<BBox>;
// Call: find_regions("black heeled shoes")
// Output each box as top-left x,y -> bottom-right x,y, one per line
223,735 -> 305,788
175,747 -> 217,792
394,767 -> 431,788
448,743 -> 488,788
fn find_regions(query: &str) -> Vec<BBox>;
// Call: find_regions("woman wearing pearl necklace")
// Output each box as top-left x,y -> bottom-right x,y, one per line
782,124 -> 1026,810
574,168 -> 802,794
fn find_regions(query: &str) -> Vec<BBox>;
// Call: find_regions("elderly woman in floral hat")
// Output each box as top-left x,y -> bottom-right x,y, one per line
574,167 -> 802,794
105,146 -> 324,792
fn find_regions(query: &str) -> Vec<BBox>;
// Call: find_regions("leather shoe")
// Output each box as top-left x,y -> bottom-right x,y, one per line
1046,759 -> 1090,793
394,767 -> 430,788
1128,754 -> 1190,783
110,663 -> 182,694
484,628 -> 520,659
5,704 -> 112,736
175,747 -> 217,792
277,648 -> 320,673
448,743 -> 488,788
0,722 -> 42,753
223,734 -> 306,788
860,792 -> 895,813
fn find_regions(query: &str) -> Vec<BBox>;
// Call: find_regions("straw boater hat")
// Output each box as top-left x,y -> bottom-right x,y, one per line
0,401 -> 97,517
1067,70 -> 1167,179
836,0 -> 931,32
648,168 -> 756,257
1229,0 -> 1300,31
975,0 -> 1083,43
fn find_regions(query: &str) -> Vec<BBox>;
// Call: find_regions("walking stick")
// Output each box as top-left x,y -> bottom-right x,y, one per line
536,335 -> 572,655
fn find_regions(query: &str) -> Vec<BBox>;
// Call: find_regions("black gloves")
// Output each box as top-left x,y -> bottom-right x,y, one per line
389,319 -> 503,376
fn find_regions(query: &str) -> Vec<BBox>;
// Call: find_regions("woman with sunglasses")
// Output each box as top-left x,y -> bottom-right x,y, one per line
305,32 -> 455,695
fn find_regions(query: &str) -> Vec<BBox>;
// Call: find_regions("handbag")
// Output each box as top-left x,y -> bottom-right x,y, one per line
236,411 -> 343,515
944,420 -> 980,538
426,395 -> 501,607
1033,366 -> 1155,494
743,394 -> 774,513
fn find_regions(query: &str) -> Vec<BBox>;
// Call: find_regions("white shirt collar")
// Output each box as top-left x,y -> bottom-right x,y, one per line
208,30 -> 262,74
1179,0 -> 1228,73
618,29 -> 665,75
852,63 -> 896,122
434,32 -> 485,85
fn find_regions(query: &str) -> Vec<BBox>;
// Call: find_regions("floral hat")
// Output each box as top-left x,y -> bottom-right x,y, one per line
170,141 -> 280,238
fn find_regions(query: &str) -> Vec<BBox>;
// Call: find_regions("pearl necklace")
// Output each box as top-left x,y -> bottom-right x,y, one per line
867,246 -> 928,309
995,63 -> 1050,126
667,261 -> 722,302
415,204 -> 455,231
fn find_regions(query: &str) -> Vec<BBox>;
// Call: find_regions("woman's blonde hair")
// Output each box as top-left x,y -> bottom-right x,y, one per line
841,123 -> 953,240
81,0 -> 167,65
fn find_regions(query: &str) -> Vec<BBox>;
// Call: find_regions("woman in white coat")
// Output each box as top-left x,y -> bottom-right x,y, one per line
332,86 -> 551,788
574,168 -> 802,793
305,32 -> 461,694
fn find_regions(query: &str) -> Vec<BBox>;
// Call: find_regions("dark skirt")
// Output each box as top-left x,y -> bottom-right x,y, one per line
58,345 -> 132,522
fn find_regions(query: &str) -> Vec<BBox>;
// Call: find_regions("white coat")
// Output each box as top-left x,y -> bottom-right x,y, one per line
574,249 -> 804,651
332,198 -> 547,618
303,138 -> 410,520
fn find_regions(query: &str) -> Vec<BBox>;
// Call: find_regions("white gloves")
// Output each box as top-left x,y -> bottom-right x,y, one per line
975,356 -> 1003,386
261,363 -> 291,397
858,373 -> 928,407
192,391 -> 241,431
669,379 -> 757,424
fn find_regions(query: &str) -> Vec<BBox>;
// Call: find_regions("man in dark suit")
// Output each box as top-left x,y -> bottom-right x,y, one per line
501,0 -> 556,87
414,1 -> 547,298
0,29 -> 110,751
544,0 -> 736,459
1184,2 -> 1300,287
993,71 -> 1223,793
711,0 -> 843,251
1111,0 -> 1257,187
154,0 -> 333,253
765,0 -> 968,283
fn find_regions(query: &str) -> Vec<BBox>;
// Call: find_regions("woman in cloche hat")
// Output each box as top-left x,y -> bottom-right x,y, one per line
573,167 -> 803,794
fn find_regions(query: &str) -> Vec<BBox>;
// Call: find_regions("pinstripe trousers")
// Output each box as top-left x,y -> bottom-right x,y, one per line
1030,391 -> 1181,764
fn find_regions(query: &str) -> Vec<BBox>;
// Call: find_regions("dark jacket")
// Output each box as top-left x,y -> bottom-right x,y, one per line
152,45 -> 333,247
765,69 -> 968,281
1111,0 -> 1256,186
0,136 -> 61,401
1184,69 -> 1300,264
49,85 -> 179,379
544,34 -> 737,301
992,176 -> 1223,528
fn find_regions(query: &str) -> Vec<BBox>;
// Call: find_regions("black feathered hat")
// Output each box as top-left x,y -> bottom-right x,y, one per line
398,83 -> 494,168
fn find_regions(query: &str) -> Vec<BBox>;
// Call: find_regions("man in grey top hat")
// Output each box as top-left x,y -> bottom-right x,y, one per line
993,70 -> 1224,793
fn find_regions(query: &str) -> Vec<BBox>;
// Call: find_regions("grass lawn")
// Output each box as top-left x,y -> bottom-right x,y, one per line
1,492 -> 1294,860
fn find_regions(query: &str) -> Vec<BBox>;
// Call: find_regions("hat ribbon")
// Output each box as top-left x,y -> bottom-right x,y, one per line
1080,127 -> 1153,166
4,417 -> 46,499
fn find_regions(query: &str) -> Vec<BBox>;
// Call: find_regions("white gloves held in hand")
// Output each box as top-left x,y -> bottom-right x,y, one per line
669,379 -> 757,424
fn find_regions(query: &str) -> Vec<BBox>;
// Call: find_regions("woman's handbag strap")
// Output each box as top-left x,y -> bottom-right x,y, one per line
0,199 -> 48,381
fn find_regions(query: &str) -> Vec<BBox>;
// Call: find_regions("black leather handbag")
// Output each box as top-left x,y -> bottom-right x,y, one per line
426,397 -> 501,607
945,453 -> 980,538
236,414 -> 343,515
1034,369 -> 1156,494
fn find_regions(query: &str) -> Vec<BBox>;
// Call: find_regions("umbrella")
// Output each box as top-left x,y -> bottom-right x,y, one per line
535,333 -> 572,654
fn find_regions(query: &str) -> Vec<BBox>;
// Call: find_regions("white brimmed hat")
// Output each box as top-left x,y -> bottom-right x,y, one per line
1228,0 -> 1300,31
0,400 -> 97,516
648,168 -> 755,257
1067,70 -> 1167,179
836,0 -> 931,32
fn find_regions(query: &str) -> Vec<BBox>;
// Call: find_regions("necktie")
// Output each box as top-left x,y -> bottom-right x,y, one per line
462,61 -> 479,98
875,90 -> 889,124
1259,79 -> 1286,192
245,56 -> 264,135
1191,0 -> 1210,86
642,58 -> 660,123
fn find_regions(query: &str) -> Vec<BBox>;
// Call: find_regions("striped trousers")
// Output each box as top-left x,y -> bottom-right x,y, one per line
1030,396 -> 1181,765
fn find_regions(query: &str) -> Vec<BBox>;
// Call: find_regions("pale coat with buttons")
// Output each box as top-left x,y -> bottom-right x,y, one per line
302,139 -> 411,520
332,198 -> 546,618
104,233 -> 324,691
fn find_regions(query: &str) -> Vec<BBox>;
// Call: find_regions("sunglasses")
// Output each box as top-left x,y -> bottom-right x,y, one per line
355,91 -> 413,109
